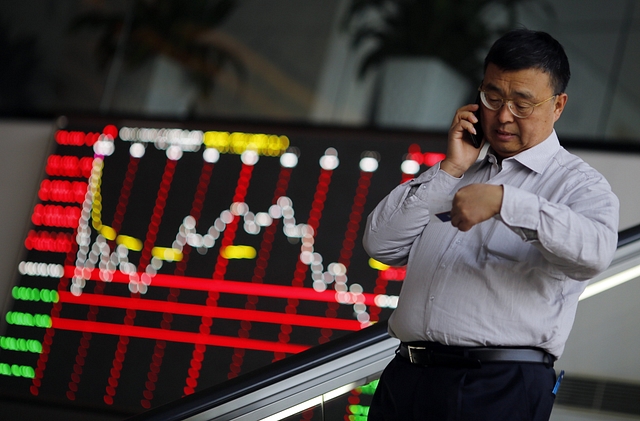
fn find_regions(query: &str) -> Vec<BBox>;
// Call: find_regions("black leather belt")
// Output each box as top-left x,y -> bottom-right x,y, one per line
398,342 -> 555,369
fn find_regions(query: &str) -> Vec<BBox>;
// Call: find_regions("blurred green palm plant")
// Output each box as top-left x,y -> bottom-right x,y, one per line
70,0 -> 245,102
343,0 -> 538,83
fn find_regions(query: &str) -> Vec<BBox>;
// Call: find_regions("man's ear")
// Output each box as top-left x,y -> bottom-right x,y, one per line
553,93 -> 568,122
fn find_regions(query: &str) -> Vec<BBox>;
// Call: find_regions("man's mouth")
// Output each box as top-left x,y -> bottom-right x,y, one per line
495,129 -> 516,140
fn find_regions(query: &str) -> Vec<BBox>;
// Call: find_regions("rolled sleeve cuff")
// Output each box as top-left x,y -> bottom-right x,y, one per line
500,184 -> 540,234
411,163 -> 462,201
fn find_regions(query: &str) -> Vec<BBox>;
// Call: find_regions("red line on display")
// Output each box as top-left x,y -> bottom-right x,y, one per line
55,130 -> 100,147
317,170 -> 373,346
38,179 -> 87,204
51,317 -> 309,354
57,291 -> 361,331
46,155 -> 94,178
139,159 -> 177,271
141,160 -> 215,408
274,167 -> 333,362
24,230 -> 75,253
104,158 -> 177,405
211,163 -> 254,281
184,162 -> 255,395
31,204 -> 82,229
227,166 -> 292,380
64,266 -> 379,306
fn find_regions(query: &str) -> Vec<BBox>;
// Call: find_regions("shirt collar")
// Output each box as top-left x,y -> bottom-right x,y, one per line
486,130 -> 561,174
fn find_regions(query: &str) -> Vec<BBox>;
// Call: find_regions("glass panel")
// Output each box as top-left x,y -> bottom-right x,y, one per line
324,379 -> 379,421
279,405 -> 324,421
1,1 -> 639,141
272,378 -> 379,421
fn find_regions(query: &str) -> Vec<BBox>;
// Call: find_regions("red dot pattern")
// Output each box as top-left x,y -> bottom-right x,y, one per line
46,155 -> 94,178
140,161 -> 214,408
103,159 -> 177,405
65,156 -> 139,400
317,170 -> 372,346
273,168 -> 332,362
24,230 -> 74,253
55,130 -> 100,147
38,180 -> 87,203
31,204 -> 81,228
226,166 -> 292,379
183,163 -> 254,395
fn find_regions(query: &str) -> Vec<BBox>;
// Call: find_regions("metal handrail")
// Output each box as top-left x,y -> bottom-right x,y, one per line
125,321 -> 392,421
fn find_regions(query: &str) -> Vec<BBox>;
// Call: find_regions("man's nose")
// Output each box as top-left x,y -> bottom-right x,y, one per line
497,102 -> 514,123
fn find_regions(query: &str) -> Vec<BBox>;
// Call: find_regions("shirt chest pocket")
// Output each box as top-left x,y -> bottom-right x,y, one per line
481,222 -> 539,263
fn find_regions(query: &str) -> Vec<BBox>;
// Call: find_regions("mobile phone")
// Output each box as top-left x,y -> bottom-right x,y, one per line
468,92 -> 483,148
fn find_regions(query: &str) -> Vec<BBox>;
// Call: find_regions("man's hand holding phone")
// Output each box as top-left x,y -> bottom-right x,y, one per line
440,101 -> 485,178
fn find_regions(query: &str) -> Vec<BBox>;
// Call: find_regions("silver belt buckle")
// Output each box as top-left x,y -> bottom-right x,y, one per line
407,345 -> 426,364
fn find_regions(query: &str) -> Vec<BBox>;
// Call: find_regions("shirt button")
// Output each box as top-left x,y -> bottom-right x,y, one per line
430,296 -> 435,301
426,330 -> 432,337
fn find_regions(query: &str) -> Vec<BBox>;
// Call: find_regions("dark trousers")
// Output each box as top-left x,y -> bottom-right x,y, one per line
368,354 -> 557,421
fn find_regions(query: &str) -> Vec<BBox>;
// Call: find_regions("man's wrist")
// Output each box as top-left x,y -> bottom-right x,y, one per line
439,159 -> 465,178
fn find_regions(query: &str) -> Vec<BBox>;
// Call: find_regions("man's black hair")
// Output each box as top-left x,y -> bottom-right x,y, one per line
484,29 -> 571,94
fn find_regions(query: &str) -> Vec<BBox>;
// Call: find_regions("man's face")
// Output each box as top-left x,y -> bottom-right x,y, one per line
481,63 -> 568,159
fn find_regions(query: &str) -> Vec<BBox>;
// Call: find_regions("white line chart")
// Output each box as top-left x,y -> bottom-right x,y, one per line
69,129 -> 395,327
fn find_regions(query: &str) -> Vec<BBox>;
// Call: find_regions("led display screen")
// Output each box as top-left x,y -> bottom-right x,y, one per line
0,117 -> 446,416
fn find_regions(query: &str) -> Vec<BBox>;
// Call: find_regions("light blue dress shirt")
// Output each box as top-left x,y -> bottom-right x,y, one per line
363,131 -> 619,358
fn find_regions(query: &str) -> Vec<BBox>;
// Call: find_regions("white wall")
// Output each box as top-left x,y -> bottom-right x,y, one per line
571,149 -> 640,231
0,119 -> 55,318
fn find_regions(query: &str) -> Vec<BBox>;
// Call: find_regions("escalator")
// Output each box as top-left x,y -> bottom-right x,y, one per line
126,224 -> 640,421
125,317 -> 396,421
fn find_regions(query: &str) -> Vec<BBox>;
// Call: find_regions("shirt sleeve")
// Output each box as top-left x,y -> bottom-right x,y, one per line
363,163 -> 461,266
499,178 -> 619,280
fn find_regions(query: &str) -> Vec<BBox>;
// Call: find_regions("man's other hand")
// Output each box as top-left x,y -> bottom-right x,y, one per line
451,184 -> 503,231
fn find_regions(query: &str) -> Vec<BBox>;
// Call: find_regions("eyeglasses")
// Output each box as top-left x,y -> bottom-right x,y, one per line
478,88 -> 557,118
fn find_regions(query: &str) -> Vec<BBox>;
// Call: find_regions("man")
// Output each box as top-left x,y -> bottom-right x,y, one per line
363,29 -> 619,420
